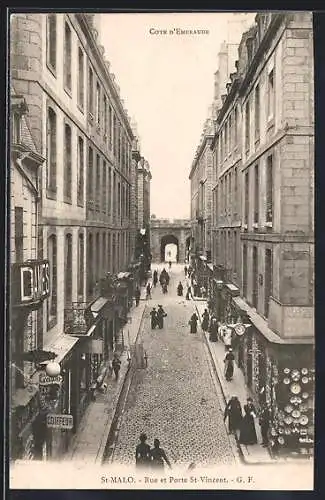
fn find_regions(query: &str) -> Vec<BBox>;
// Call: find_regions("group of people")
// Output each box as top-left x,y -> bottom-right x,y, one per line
150,305 -> 167,329
135,433 -> 172,470
224,396 -> 271,447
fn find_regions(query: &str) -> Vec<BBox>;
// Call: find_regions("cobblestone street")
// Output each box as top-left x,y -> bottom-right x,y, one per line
112,264 -> 236,468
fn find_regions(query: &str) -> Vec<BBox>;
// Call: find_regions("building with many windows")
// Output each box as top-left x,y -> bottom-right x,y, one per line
208,12 -> 314,458
10,12 -> 147,461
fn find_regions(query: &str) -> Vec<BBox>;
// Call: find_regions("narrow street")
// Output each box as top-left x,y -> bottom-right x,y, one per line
106,263 -> 236,468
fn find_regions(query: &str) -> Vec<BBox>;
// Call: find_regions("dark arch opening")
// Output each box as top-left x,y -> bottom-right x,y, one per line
160,234 -> 179,263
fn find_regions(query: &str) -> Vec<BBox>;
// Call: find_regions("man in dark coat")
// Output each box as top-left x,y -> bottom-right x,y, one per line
112,355 -> 121,380
157,305 -> 167,329
224,396 -> 243,435
150,308 -> 158,329
259,403 -> 271,447
135,287 -> 141,306
135,433 -> 151,468
189,313 -> 199,333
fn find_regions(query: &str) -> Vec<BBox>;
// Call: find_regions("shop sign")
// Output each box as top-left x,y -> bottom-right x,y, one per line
234,323 -> 246,336
46,414 -> 73,430
12,260 -> 50,306
298,437 -> 313,444
39,373 -> 63,385
85,339 -> 104,354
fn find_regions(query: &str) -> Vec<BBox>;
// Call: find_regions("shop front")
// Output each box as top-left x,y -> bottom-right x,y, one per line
232,296 -> 315,459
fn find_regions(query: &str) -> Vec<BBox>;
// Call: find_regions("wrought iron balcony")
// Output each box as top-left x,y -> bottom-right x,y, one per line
64,302 -> 90,335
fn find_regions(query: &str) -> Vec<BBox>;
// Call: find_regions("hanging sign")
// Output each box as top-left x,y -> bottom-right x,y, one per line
39,373 -> 63,385
234,323 -> 246,336
46,414 -> 73,430
12,260 -> 50,306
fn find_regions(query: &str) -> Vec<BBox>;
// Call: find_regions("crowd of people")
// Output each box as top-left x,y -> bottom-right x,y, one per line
224,396 -> 271,447
132,261 -> 271,454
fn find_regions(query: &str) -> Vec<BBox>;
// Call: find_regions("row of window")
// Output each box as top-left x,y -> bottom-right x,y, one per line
244,154 -> 273,227
47,230 -> 132,328
46,105 -> 131,219
215,67 -> 274,169
242,245 -> 273,318
46,14 -> 131,175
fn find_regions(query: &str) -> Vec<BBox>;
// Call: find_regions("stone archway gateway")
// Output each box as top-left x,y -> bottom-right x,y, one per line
160,234 -> 179,262
150,218 -> 192,264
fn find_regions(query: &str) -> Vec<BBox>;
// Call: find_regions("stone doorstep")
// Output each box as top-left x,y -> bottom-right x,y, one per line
193,297 -> 273,465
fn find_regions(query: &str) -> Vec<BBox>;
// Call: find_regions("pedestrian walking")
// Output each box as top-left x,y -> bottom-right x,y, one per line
259,402 -> 271,447
189,312 -> 199,334
208,316 -> 218,342
224,396 -> 243,435
185,286 -> 192,300
150,439 -> 172,470
168,260 -> 172,270
184,265 -> 188,277
162,282 -> 168,294
135,287 -> 141,306
112,354 -> 121,380
201,309 -> 210,332
224,348 -> 235,381
177,281 -> 183,296
157,305 -> 167,329
153,270 -> 158,287
150,308 -> 158,329
223,327 -> 233,351
239,400 -> 258,445
165,273 -> 170,286
135,433 -> 151,468
146,282 -> 152,300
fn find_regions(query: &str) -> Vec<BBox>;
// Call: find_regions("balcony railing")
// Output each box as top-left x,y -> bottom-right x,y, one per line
64,302 -> 89,335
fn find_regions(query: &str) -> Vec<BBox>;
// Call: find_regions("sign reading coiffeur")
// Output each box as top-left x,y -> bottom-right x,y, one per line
46,414 -> 74,429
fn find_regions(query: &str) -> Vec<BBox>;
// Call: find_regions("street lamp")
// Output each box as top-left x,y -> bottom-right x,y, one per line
45,362 -> 61,377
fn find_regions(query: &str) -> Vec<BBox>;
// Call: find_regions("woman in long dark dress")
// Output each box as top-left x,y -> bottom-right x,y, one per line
185,286 -> 191,300
201,309 -> 210,332
224,396 -> 243,435
150,439 -> 172,470
177,282 -> 183,296
208,317 -> 218,342
153,270 -> 158,287
239,402 -> 258,445
150,308 -> 158,329
224,348 -> 235,381
189,313 -> 199,333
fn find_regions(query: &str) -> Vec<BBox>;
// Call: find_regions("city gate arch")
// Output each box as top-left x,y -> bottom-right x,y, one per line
160,234 -> 179,262
150,218 -> 192,264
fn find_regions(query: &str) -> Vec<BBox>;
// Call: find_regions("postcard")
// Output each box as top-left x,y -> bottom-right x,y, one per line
8,10 -> 314,491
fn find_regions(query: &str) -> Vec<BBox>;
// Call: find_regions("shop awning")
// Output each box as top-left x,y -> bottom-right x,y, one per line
225,283 -> 240,296
199,255 -> 207,261
42,334 -> 79,364
90,297 -> 109,314
232,297 -> 314,345
117,272 -> 131,279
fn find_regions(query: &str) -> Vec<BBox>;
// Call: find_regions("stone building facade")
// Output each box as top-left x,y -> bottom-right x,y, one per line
10,12 -> 144,461
10,91 -> 47,460
209,12 -> 314,458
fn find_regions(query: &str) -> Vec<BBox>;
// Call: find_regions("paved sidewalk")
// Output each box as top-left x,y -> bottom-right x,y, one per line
193,298 -> 274,465
63,293 -> 147,464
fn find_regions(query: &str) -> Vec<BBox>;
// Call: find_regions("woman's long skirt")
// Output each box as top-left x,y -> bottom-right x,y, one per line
239,415 -> 258,445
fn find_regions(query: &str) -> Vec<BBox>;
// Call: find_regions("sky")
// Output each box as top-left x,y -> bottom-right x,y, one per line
99,12 -> 255,219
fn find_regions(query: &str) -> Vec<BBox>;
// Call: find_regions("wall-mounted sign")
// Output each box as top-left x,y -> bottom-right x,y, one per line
39,373 -> 63,386
46,414 -> 73,430
12,260 -> 50,306
234,323 -> 246,336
